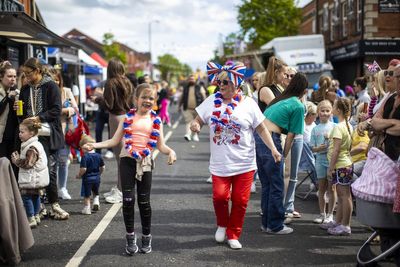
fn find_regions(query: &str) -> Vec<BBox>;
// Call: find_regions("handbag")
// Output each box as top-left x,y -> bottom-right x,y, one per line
30,88 -> 51,136
65,108 -> 89,149
351,147 -> 400,204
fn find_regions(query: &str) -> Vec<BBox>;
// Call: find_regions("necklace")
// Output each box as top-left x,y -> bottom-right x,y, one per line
211,90 -> 242,126
123,108 -> 161,160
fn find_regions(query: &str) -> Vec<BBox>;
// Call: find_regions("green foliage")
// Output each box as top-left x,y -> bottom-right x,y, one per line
102,32 -> 127,64
157,53 -> 192,80
237,0 -> 302,48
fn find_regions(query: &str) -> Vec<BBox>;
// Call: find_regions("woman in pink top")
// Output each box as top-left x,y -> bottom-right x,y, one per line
84,83 -> 176,255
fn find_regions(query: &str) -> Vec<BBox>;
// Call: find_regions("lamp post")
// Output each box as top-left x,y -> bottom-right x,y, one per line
148,20 -> 159,81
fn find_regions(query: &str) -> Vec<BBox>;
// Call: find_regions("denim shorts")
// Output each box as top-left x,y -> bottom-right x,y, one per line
315,157 -> 329,179
331,166 -> 353,186
81,182 -> 100,197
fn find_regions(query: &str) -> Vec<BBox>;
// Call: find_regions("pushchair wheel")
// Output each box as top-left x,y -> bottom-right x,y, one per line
357,231 -> 400,266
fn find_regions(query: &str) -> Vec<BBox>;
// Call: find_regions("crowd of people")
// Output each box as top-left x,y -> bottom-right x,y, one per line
0,55 -> 399,264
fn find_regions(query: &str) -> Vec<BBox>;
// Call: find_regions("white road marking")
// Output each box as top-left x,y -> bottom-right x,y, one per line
66,115 -> 181,267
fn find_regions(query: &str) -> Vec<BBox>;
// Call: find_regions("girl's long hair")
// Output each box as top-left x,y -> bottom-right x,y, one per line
263,56 -> 287,87
335,97 -> 352,141
268,72 -> 308,107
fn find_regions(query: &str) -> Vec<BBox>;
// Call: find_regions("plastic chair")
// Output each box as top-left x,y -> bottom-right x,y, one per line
295,142 -> 317,200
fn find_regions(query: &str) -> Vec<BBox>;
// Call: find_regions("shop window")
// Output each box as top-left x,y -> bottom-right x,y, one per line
356,0 -> 362,33
323,5 -> 329,32
342,2 -> 348,37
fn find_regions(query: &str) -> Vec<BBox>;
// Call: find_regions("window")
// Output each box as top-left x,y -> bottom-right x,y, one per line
356,0 -> 362,32
330,8 -> 335,41
323,5 -> 329,31
342,2 -> 348,37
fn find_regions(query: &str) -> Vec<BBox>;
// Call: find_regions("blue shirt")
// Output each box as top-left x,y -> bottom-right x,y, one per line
80,152 -> 104,183
310,121 -> 335,159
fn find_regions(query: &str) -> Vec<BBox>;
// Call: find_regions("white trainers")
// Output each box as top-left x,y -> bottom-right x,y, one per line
227,239 -> 242,250
93,195 -> 100,211
322,214 -> 334,224
28,216 -> 37,228
58,188 -> 72,200
250,181 -> 256,193
192,134 -> 199,142
184,134 -> 191,141
266,225 -> 293,235
215,226 -> 226,243
104,187 -> 122,203
104,150 -> 114,159
206,176 -> 212,184
82,206 -> 91,215
313,214 -> 326,224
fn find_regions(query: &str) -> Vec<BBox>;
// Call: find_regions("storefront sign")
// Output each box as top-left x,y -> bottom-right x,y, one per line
329,42 -> 360,61
0,0 -> 24,12
362,39 -> 400,56
378,0 -> 400,13
32,45 -> 48,63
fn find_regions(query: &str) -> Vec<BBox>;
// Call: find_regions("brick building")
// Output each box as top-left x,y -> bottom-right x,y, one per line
300,0 -> 400,87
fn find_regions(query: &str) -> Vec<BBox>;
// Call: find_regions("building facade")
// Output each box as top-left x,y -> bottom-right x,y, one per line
300,0 -> 400,87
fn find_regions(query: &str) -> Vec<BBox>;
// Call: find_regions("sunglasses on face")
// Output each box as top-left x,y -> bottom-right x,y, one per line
384,70 -> 394,77
217,79 -> 230,86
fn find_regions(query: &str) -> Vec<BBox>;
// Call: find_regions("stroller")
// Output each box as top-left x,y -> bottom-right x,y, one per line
355,199 -> 400,266
352,147 -> 400,266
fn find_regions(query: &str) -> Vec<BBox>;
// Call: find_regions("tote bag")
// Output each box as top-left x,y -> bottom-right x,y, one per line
351,147 -> 400,204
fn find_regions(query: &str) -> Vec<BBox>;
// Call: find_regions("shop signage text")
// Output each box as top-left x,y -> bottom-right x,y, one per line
0,0 -> 24,12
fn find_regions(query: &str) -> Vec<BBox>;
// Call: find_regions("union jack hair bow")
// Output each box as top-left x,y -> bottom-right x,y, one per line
207,61 -> 246,88
365,60 -> 381,74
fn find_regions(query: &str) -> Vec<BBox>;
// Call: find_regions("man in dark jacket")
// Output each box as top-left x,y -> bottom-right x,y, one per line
179,75 -> 206,141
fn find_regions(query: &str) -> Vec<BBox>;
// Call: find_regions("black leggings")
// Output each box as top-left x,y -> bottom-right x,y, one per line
120,157 -> 152,235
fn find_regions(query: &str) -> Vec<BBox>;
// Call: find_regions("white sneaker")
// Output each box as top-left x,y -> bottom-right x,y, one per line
104,150 -> 114,159
184,134 -> 191,141
323,214 -> 334,224
103,186 -> 121,198
215,226 -> 226,243
250,181 -> 256,193
192,134 -> 199,142
227,239 -> 242,250
58,188 -> 71,200
313,214 -> 326,224
82,206 -> 91,215
266,225 -> 293,235
206,176 -> 212,184
105,194 -> 122,204
93,196 -> 100,211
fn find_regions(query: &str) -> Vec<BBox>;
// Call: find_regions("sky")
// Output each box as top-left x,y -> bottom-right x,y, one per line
36,0 -> 312,71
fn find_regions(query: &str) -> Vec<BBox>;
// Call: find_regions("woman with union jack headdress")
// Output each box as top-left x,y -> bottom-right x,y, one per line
190,61 -> 281,250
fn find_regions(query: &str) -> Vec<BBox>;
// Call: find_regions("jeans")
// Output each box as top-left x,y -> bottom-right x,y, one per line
120,157 -> 152,235
284,137 -> 303,213
22,194 -> 41,217
57,147 -> 69,190
256,132 -> 285,232
95,109 -> 110,154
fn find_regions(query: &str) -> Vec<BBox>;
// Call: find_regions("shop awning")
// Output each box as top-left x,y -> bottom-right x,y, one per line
90,52 -> 108,67
0,11 -> 79,47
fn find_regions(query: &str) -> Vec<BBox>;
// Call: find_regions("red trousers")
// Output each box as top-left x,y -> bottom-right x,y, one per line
212,170 -> 255,240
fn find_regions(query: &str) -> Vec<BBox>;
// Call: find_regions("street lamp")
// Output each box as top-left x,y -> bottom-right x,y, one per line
148,20 -> 159,81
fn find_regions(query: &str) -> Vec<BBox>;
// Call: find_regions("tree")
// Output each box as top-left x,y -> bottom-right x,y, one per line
157,53 -> 192,80
102,32 -> 127,64
237,0 -> 302,48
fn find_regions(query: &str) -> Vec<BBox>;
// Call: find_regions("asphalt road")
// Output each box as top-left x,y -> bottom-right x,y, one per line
9,108 -> 393,267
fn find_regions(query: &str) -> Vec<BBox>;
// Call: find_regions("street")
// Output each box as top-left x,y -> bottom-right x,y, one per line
14,113 -> 376,267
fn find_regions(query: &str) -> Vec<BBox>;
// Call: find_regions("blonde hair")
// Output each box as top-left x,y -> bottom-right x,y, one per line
317,99 -> 333,113
20,117 -> 42,135
334,97 -> 352,139
79,135 -> 95,148
264,56 -> 287,86
305,101 -> 317,116
374,70 -> 386,97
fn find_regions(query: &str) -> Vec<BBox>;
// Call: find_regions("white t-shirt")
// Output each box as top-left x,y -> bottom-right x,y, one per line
303,122 -> 316,144
196,95 -> 265,177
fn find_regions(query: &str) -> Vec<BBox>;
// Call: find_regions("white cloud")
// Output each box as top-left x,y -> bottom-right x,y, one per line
36,0 -> 241,70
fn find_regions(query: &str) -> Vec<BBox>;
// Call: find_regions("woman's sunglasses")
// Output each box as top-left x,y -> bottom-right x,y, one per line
217,79 -> 230,86
384,70 -> 394,77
